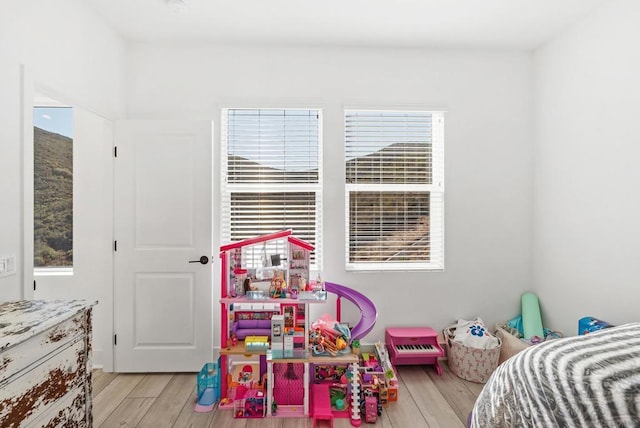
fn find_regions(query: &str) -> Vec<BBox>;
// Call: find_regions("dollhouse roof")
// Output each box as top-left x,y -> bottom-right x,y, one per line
220,230 -> 314,252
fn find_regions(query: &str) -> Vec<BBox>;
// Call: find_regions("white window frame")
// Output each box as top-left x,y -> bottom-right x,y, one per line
33,103 -> 74,273
344,109 -> 445,271
220,108 -> 323,272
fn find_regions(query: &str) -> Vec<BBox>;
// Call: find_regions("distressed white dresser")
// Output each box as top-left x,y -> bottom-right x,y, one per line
0,300 -> 96,427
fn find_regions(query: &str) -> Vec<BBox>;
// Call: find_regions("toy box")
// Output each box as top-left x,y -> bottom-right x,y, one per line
444,326 -> 501,383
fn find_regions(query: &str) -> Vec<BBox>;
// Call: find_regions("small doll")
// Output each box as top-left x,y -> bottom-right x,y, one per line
243,277 -> 254,293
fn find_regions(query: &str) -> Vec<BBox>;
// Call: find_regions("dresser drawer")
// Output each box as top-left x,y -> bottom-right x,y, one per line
0,338 -> 87,428
0,311 -> 86,386
27,385 -> 89,428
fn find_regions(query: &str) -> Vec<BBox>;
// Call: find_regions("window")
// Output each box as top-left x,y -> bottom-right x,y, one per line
33,106 -> 74,268
221,108 -> 322,270
345,110 -> 444,271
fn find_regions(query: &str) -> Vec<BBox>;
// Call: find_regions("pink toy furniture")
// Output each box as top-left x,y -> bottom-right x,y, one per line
273,363 -> 304,405
312,383 -> 333,428
231,319 -> 272,340
385,326 -> 444,375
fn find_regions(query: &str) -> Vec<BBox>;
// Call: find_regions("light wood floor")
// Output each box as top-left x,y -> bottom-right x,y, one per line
92,363 -> 482,428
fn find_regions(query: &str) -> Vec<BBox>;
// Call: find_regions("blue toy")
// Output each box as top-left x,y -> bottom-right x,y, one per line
578,317 -> 613,335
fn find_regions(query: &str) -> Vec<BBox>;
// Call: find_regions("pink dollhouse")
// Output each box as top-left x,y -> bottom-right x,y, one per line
218,230 -> 320,416
218,230 -> 386,425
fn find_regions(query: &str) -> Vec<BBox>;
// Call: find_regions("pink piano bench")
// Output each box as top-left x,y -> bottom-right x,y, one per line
312,383 -> 333,428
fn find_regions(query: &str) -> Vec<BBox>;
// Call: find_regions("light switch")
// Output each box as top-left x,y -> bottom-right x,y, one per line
0,255 -> 16,278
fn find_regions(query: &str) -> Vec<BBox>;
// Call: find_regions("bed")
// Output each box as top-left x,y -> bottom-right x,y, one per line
470,322 -> 640,427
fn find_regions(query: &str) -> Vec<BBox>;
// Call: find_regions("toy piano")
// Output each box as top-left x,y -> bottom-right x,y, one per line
385,327 -> 444,375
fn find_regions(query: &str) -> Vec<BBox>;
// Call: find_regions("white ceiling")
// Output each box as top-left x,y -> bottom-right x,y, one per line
85,0 -> 610,50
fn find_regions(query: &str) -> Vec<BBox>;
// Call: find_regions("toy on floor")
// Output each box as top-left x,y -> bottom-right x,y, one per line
521,292 -> 544,340
374,342 -> 398,402
364,395 -> 378,423
348,363 -> 362,427
578,316 -> 613,335
195,388 -> 217,413
195,362 -> 220,413
357,351 -> 391,407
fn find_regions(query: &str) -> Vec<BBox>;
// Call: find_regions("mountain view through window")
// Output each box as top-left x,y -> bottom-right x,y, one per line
34,106 -> 73,268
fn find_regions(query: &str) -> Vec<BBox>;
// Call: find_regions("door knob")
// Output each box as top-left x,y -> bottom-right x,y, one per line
189,256 -> 209,265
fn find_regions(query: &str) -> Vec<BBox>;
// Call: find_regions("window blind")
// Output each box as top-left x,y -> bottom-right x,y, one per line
221,108 -> 322,269
344,110 -> 444,271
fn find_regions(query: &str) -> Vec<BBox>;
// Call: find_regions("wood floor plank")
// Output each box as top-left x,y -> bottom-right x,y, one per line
333,416 -> 362,427
172,387 -> 216,428
93,374 -> 145,427
92,370 -> 120,396
208,407 -> 247,428
441,361 -> 487,404
281,418 -> 312,428
428,365 -> 479,423
137,373 -> 197,428
397,366 -> 464,428
92,368 -> 104,384
246,416 -> 281,428
461,378 -> 485,396
376,409 -> 395,427
100,397 -> 155,427
383,367 -> 430,428
129,373 -> 174,398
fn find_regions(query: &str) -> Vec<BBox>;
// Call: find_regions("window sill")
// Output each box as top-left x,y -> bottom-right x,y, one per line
346,264 -> 444,273
34,267 -> 74,277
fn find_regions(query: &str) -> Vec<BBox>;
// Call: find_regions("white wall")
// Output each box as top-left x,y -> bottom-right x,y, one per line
0,0 -> 126,368
533,0 -> 640,335
128,44 -> 534,343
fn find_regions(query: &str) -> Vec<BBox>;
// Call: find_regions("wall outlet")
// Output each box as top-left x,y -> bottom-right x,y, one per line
0,255 -> 16,278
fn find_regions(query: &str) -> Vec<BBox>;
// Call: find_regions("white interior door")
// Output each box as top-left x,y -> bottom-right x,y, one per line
114,120 -> 213,372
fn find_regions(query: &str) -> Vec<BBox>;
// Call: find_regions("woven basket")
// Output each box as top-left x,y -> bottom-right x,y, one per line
444,326 -> 501,383
495,323 -> 531,365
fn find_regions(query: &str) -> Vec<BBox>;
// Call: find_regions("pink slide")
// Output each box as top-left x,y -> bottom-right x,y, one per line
324,282 -> 377,341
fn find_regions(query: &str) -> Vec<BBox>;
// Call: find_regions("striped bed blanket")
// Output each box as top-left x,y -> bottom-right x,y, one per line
470,323 -> 640,427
